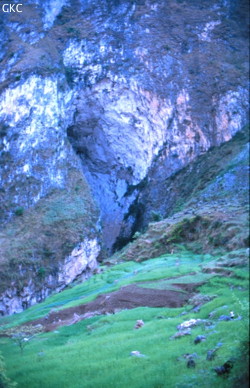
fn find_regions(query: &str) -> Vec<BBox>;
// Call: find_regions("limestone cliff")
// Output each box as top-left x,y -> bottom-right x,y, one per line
0,0 -> 249,314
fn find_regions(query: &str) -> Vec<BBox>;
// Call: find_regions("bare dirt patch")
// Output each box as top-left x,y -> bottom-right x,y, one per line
30,283 -> 202,332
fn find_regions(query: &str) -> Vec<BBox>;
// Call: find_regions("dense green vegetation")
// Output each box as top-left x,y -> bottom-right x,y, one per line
0,249 -> 249,387
0,351 -> 16,388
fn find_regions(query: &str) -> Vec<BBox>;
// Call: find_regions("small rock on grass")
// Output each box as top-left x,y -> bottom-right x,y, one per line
183,353 -> 198,360
218,311 -> 242,321
207,349 -> 218,361
177,318 -> 207,330
207,342 -> 223,360
130,351 -> 146,358
134,320 -> 144,329
218,315 -> 233,321
187,359 -> 196,368
192,305 -> 201,313
183,354 -> 198,368
194,335 -> 206,344
171,329 -> 191,339
214,360 -> 234,375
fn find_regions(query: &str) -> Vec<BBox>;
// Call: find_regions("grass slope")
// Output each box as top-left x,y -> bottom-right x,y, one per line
0,250 -> 249,388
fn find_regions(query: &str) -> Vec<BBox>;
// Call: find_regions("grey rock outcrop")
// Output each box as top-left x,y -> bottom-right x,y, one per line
0,238 -> 100,315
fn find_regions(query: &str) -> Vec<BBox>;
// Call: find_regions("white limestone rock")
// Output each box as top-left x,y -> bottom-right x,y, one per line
57,239 -> 100,287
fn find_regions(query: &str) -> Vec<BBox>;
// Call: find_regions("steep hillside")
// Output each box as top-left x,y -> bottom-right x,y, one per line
0,124 -> 249,388
0,167 -> 100,315
0,0 -> 249,315
0,237 -> 248,387
115,126 -> 249,251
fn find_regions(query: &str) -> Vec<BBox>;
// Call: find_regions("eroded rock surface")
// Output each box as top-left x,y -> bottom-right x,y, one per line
0,238 -> 100,315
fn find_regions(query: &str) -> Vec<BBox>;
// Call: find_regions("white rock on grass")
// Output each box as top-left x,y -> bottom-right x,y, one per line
130,351 -> 146,358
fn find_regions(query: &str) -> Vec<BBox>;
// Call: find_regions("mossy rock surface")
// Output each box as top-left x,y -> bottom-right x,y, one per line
0,169 -> 99,293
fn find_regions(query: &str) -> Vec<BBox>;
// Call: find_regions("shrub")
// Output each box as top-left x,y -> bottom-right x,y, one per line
37,267 -> 46,279
3,325 -> 42,355
151,211 -> 162,222
132,231 -> 141,240
14,207 -> 24,216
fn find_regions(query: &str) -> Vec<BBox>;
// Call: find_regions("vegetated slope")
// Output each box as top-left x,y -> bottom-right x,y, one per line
0,127 -> 249,387
115,126 -> 249,257
140,125 -> 249,223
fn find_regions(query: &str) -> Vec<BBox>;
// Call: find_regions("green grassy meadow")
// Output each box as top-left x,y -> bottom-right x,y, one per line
0,250 -> 249,388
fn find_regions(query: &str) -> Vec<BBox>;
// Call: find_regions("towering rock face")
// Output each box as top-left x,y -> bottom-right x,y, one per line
0,0 -> 249,313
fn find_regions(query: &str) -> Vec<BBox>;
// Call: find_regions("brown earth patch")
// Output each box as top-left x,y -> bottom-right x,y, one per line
171,283 -> 203,293
202,267 -> 233,275
29,282 -> 202,332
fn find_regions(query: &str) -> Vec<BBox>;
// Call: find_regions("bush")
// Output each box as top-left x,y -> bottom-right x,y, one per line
132,231 -> 141,240
14,207 -> 24,216
151,211 -> 162,222
37,266 -> 46,279
3,325 -> 42,355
